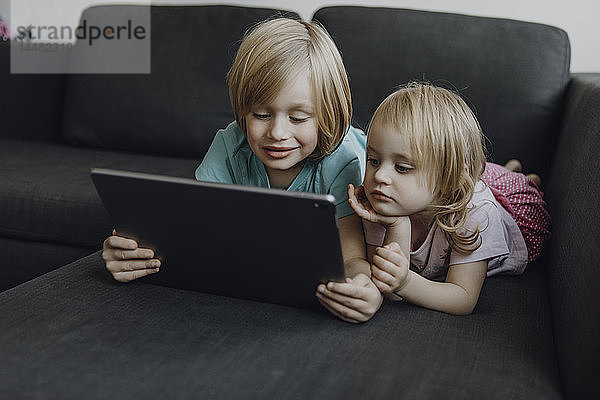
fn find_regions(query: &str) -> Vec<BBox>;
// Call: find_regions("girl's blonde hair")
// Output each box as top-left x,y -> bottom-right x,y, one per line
370,82 -> 487,254
228,17 -> 352,160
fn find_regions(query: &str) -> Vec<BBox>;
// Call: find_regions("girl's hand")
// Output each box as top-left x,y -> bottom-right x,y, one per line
102,229 -> 161,282
315,273 -> 383,323
371,242 -> 410,293
348,184 -> 400,227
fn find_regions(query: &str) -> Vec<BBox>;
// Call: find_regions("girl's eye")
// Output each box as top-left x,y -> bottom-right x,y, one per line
395,164 -> 412,173
367,157 -> 380,167
253,113 -> 270,120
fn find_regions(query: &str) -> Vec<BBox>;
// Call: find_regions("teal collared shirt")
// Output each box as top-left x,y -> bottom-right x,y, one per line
195,121 -> 366,218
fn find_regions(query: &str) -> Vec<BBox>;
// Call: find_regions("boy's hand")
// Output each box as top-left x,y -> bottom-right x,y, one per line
102,229 -> 161,282
316,273 -> 383,323
348,184 -> 400,227
371,242 -> 410,293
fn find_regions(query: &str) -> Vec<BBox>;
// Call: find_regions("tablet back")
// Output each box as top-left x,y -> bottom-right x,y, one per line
91,168 -> 346,309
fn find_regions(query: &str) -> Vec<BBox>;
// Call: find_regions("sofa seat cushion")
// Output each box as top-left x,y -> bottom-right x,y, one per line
0,252 -> 561,399
0,236 -> 92,292
0,138 -> 199,248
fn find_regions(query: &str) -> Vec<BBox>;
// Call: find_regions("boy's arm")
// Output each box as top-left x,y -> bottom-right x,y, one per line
194,130 -> 235,183
394,260 -> 487,315
314,213 -> 383,323
338,213 -> 370,277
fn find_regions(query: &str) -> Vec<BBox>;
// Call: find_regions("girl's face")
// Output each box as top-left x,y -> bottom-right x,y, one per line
245,72 -> 318,189
363,121 -> 435,218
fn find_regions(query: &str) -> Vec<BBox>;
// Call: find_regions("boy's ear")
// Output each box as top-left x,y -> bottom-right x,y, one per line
239,117 -> 248,136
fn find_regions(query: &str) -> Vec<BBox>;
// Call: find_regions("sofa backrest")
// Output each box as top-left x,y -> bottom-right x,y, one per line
544,74 -> 600,400
0,41 -> 67,142
314,6 -> 571,178
61,5 -> 299,159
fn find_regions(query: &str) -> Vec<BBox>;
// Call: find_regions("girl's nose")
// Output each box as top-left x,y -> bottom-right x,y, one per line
373,166 -> 392,184
268,117 -> 290,141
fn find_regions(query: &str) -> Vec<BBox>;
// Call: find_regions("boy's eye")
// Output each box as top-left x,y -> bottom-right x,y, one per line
367,157 -> 380,166
395,164 -> 412,173
253,113 -> 270,120
289,116 -> 308,123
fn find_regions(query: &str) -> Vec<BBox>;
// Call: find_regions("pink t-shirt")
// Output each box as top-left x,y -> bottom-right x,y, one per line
363,181 -> 528,281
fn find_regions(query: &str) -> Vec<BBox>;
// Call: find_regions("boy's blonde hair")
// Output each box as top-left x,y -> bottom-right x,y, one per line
228,17 -> 352,160
370,82 -> 487,254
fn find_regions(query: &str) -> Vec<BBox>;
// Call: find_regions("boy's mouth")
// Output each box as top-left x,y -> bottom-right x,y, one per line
263,146 -> 298,159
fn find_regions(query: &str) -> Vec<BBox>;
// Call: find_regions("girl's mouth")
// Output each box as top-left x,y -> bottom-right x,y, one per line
263,146 -> 298,159
371,190 -> 393,202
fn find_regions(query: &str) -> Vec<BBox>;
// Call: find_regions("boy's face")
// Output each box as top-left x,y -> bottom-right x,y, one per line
245,72 -> 318,189
363,121 -> 435,218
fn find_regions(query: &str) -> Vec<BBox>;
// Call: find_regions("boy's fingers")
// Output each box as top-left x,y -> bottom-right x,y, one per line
113,268 -> 159,283
324,281 -> 369,300
316,294 -> 362,323
318,284 -> 364,307
317,298 -> 360,323
106,235 -> 138,250
106,258 -> 160,273
107,247 -> 155,261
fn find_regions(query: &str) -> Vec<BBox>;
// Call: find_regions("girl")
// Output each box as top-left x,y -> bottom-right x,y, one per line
318,82 -> 550,316
102,17 -> 383,323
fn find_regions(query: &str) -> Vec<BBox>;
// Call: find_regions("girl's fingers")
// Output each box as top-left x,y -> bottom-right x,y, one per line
112,267 -> 160,283
379,242 -> 405,256
354,207 -> 371,220
372,276 -> 392,292
347,183 -> 356,198
374,248 -> 407,273
371,261 -> 396,285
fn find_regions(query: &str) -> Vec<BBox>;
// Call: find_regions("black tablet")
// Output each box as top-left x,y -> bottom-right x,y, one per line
91,168 -> 346,309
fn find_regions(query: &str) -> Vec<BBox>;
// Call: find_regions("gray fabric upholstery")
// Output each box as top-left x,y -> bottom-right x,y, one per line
62,6 -> 300,158
544,73 -> 600,400
0,5 -> 597,398
0,137 -> 199,289
0,236 -> 91,291
0,252 -> 561,399
0,42 -> 66,142
1,5 -> 300,290
0,138 -> 198,248
314,6 -> 570,178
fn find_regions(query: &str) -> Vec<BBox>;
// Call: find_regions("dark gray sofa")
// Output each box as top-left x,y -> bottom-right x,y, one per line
1,5 -> 599,400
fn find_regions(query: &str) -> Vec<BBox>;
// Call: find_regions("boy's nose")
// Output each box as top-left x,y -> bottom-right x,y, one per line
268,117 -> 290,141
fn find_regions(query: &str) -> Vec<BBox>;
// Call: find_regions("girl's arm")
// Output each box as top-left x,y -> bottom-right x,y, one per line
366,220 -> 410,266
387,257 -> 488,315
